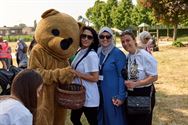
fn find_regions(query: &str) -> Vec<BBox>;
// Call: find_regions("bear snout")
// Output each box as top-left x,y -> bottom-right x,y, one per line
60,38 -> 73,50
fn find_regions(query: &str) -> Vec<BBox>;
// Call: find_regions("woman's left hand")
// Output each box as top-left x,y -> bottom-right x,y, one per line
112,98 -> 124,107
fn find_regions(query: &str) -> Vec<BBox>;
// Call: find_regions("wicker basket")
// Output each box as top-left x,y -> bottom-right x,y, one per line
56,78 -> 86,109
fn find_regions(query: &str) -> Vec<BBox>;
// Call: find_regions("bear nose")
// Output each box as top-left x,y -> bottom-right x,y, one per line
60,38 -> 73,50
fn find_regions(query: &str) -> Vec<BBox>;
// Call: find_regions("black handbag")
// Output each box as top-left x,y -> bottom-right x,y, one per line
126,85 -> 153,114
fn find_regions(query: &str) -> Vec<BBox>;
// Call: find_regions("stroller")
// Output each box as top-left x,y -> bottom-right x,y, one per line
152,37 -> 159,51
0,66 -> 22,95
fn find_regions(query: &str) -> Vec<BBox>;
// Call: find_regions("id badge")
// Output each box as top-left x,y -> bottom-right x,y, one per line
99,75 -> 104,81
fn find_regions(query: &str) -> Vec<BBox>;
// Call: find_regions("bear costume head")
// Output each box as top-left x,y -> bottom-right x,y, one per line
35,9 -> 82,60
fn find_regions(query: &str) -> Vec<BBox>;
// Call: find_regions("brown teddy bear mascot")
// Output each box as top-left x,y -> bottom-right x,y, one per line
28,9 -> 83,125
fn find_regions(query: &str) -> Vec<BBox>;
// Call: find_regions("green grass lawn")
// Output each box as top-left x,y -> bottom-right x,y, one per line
177,35 -> 188,42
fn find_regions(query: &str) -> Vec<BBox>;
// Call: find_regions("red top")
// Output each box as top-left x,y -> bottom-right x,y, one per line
0,42 -> 12,59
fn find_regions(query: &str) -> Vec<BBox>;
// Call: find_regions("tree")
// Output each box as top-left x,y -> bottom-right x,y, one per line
86,0 -> 106,30
111,0 -> 133,30
139,0 -> 188,41
86,0 -> 118,30
181,16 -> 188,26
18,23 -> 27,28
104,0 -> 118,27
131,1 -> 156,27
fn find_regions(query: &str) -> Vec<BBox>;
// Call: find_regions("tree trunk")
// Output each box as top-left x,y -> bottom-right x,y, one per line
173,24 -> 178,41
167,26 -> 169,38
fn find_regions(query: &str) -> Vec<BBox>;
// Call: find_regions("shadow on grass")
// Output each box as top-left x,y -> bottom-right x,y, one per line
153,91 -> 188,125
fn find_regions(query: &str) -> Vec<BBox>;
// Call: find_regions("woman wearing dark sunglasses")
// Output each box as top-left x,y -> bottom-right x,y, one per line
70,26 -> 100,125
97,27 -> 127,125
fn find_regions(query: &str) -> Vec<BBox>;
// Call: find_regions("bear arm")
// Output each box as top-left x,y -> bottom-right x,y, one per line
29,53 -> 75,85
35,67 -> 75,85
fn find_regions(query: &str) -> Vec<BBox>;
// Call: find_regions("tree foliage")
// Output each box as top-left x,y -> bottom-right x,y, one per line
131,1 -> 156,27
105,0 -> 118,27
86,0 -> 155,30
85,0 -> 188,40
111,0 -> 133,30
86,0 -> 118,30
18,23 -> 27,28
86,0 -> 105,30
139,0 -> 188,40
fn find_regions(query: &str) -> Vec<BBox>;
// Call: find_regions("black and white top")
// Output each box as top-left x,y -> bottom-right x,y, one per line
127,49 -> 158,88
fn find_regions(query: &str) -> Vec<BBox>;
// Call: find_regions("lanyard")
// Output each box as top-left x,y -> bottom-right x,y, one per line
99,53 -> 110,75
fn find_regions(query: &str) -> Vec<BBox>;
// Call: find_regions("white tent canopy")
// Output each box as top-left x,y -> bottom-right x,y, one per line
138,23 -> 149,28
111,28 -> 122,34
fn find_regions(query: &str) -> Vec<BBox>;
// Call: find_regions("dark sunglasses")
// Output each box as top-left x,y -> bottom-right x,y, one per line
99,35 -> 112,39
81,34 -> 93,40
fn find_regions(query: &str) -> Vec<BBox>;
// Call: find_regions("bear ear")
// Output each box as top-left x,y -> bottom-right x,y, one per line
78,22 -> 85,34
41,9 -> 60,19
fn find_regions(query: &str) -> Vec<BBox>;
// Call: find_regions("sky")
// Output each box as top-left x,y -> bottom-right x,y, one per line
0,0 -> 137,27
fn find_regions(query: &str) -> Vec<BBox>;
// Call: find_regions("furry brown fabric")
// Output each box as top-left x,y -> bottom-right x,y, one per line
28,9 -> 81,125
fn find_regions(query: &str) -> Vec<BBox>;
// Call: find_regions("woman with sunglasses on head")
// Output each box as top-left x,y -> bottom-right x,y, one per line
70,26 -> 100,125
120,30 -> 158,125
0,69 -> 43,125
138,31 -> 153,54
97,27 -> 127,125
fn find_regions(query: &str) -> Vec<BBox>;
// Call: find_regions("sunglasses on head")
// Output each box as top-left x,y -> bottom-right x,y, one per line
120,29 -> 133,36
81,34 -> 93,40
123,29 -> 133,34
99,35 -> 112,39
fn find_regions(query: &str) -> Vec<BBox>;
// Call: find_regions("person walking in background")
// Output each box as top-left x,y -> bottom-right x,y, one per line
137,31 -> 153,54
70,26 -> 100,125
0,36 -> 8,69
120,30 -> 158,125
0,69 -> 43,125
3,40 -> 13,68
28,36 -> 37,55
97,27 -> 127,125
15,38 -> 28,68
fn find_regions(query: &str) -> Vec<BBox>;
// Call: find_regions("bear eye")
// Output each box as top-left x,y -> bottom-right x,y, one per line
51,29 -> 60,36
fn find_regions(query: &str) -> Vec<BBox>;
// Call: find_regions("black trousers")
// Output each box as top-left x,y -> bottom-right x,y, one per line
16,53 -> 20,66
71,106 -> 98,125
126,85 -> 156,125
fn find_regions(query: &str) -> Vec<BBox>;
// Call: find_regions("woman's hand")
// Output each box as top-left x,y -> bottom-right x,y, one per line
72,70 -> 99,82
72,70 -> 80,77
112,97 -> 124,107
124,76 -> 158,88
124,80 -> 138,89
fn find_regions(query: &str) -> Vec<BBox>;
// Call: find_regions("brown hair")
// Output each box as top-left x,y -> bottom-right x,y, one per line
120,29 -> 136,40
120,29 -> 137,46
11,69 -> 43,122
80,26 -> 99,52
